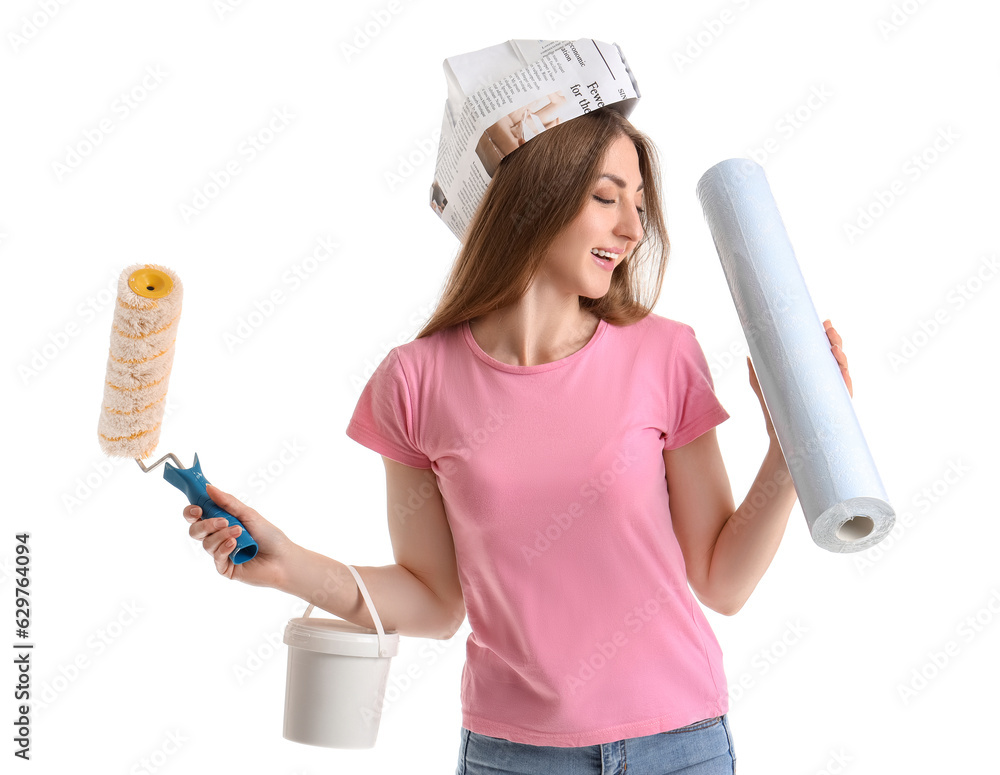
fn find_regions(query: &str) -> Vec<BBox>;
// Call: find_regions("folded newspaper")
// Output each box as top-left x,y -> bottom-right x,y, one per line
430,38 -> 641,242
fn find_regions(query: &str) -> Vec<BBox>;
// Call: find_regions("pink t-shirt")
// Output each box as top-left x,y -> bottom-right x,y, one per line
346,311 -> 731,747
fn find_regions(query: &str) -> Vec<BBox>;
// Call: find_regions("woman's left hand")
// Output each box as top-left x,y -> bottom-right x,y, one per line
822,318 -> 853,398
748,318 -> 854,438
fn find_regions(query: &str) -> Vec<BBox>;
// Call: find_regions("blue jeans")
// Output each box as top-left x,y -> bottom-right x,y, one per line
455,714 -> 736,774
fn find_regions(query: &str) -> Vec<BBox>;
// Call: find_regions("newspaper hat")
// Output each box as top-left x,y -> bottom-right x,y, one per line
429,39 -> 641,242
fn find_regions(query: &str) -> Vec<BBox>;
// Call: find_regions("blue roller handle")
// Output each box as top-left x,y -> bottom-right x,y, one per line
163,453 -> 259,565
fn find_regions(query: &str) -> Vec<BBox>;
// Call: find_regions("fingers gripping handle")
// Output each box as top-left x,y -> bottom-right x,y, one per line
163,453 -> 259,565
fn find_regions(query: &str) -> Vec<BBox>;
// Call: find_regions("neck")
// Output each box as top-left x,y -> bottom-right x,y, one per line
469,290 -> 599,367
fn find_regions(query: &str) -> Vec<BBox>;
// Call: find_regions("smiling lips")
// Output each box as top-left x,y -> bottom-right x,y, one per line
591,247 -> 624,267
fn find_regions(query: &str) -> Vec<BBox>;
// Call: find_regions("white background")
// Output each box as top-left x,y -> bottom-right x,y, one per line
2,0 -> 998,773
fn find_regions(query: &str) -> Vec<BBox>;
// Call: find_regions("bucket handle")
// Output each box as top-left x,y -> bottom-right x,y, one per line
301,565 -> 391,658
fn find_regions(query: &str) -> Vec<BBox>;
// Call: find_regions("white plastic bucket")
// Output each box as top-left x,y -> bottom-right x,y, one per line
282,564 -> 400,749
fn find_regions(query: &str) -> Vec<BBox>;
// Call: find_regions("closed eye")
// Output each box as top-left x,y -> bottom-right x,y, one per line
594,194 -> 644,215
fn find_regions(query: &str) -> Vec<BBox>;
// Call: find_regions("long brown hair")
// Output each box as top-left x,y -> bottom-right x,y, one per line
415,106 -> 669,340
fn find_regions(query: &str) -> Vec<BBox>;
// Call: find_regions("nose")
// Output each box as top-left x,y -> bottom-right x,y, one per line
615,200 -> 643,247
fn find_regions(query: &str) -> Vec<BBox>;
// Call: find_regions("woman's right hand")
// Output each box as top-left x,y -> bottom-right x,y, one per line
182,484 -> 296,588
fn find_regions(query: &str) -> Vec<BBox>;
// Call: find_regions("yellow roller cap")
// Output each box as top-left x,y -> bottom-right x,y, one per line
128,267 -> 174,299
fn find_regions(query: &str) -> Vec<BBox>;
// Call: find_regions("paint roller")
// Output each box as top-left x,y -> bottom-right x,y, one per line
696,159 -> 895,553
97,264 -> 258,564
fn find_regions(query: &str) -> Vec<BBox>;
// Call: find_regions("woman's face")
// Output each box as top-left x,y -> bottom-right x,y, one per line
540,133 -> 645,299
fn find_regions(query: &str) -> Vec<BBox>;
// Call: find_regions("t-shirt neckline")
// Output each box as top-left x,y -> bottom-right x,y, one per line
462,317 -> 608,374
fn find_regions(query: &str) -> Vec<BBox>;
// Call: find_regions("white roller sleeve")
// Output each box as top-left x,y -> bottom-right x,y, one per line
97,264 -> 183,460
696,158 -> 895,553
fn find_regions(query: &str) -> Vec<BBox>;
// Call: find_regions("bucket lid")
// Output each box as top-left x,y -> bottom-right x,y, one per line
284,616 -> 399,658
284,565 -> 399,658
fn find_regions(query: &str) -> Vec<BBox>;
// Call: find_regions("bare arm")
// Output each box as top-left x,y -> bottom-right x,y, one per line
665,320 -> 853,615
278,457 -> 465,640
664,429 -> 796,616
277,551 -> 461,639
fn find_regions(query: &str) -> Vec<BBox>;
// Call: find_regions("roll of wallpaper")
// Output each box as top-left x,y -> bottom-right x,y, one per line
696,158 -> 895,553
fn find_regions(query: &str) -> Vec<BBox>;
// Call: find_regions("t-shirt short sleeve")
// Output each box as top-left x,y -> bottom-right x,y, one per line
345,348 -> 432,469
663,324 -> 730,450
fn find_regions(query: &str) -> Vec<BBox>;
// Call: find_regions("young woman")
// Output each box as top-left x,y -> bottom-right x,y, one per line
182,106 -> 852,774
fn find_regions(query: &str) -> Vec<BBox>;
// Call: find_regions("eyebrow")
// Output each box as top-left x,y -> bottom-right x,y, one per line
600,173 -> 644,192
